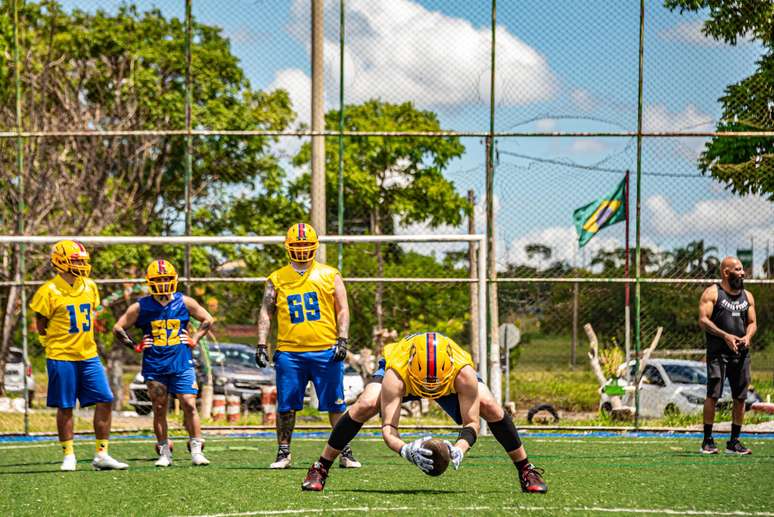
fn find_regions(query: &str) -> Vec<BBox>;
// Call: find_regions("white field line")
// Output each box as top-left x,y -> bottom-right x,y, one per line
177,506 -> 774,517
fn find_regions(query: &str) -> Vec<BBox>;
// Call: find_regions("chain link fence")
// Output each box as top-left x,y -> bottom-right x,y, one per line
1,0 -> 772,431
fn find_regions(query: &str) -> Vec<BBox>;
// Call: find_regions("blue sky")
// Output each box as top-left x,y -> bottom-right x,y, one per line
58,0 -> 773,275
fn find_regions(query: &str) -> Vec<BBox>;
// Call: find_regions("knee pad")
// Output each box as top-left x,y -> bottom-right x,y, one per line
488,415 -> 522,453
327,412 -> 364,451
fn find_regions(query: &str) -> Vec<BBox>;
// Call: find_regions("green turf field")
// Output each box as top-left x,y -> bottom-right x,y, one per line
1,434 -> 772,516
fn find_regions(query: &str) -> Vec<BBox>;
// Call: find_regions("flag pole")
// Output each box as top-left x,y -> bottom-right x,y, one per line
624,170 -> 631,364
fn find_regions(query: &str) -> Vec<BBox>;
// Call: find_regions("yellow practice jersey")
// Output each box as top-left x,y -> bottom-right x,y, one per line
383,333 -> 475,399
269,261 -> 340,352
29,275 -> 100,361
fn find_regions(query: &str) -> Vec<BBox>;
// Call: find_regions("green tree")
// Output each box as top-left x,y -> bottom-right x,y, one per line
665,0 -> 774,199
0,1 -> 297,396
293,100 -> 469,344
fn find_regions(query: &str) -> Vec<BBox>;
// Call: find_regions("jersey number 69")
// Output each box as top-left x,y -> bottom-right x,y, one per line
287,292 -> 321,324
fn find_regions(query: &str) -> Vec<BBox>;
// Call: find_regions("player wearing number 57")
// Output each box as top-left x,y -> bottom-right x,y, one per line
256,223 -> 360,469
30,240 -> 128,472
113,259 -> 214,467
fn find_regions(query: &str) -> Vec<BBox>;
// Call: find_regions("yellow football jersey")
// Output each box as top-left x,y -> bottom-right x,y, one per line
269,261 -> 340,352
29,275 -> 100,361
383,333 -> 475,399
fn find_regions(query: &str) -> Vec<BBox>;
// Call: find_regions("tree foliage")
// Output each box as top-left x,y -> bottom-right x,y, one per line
665,0 -> 774,200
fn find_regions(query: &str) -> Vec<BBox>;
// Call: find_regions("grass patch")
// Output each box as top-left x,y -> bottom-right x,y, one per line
0,436 -> 772,516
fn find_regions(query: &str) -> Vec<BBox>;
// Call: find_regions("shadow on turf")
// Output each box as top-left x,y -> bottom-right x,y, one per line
333,488 -> 457,495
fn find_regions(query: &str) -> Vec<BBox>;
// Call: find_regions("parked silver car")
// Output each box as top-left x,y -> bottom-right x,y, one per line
599,359 -> 738,418
3,347 -> 35,406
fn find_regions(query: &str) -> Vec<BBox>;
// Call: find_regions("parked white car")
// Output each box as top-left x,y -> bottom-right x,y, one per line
3,347 -> 36,406
599,359 -> 735,418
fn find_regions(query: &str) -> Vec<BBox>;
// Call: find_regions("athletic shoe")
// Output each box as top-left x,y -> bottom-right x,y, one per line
155,453 -> 172,467
725,439 -> 752,455
270,448 -> 292,469
191,452 -> 210,466
338,445 -> 362,468
301,462 -> 329,491
519,464 -> 548,493
92,453 -> 129,470
700,437 -> 719,454
60,454 -> 77,472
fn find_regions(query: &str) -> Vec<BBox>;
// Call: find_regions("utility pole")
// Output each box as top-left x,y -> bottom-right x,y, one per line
311,0 -> 326,262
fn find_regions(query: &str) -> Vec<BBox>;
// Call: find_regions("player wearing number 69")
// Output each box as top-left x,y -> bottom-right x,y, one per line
113,259 -> 214,467
255,223 -> 360,469
29,240 -> 128,472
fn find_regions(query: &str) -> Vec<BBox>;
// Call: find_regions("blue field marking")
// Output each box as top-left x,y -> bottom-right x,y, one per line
2,429 -> 774,443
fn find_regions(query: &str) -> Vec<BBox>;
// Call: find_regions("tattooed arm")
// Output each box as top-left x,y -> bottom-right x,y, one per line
257,280 -> 276,346
333,274 -> 350,339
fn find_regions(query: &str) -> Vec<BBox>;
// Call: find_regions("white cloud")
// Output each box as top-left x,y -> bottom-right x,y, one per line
535,118 -> 556,131
280,0 -> 556,111
568,139 -> 608,154
643,103 -> 714,158
571,89 -> 595,112
645,194 -> 774,236
659,20 -> 725,48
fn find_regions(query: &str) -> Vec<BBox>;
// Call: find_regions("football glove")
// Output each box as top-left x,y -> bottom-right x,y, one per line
443,440 -> 464,470
400,436 -> 434,474
255,345 -> 270,368
136,334 -> 154,353
332,337 -> 349,362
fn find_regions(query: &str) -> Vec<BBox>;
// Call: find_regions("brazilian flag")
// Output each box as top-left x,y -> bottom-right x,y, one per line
573,177 -> 626,248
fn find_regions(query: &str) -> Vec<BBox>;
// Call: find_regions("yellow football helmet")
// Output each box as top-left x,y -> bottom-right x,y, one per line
284,223 -> 319,263
405,332 -> 456,399
50,240 -> 91,277
146,259 -> 178,296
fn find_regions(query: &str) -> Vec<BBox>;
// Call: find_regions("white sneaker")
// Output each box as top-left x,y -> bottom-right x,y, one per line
339,445 -> 362,468
61,454 -> 77,472
155,443 -> 172,467
92,453 -> 129,470
191,452 -> 210,466
270,451 -> 292,469
155,453 -> 172,467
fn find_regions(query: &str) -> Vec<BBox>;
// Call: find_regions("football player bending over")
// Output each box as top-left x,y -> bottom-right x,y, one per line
114,260 -> 214,467
302,332 -> 547,493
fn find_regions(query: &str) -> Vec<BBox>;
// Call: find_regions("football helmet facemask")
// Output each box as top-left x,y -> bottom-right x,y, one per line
50,240 -> 92,278
146,259 -> 178,296
284,223 -> 319,263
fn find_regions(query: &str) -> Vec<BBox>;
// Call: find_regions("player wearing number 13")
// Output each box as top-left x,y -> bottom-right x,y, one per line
30,240 -> 128,472
256,223 -> 359,469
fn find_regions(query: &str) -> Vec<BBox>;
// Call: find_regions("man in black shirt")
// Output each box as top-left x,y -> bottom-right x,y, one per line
698,256 -> 757,455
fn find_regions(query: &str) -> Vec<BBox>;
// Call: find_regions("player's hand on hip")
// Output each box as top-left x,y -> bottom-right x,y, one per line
179,329 -> 195,348
400,436 -> 434,473
136,334 -> 154,353
255,345 -> 270,368
443,440 -> 464,470
332,337 -> 349,362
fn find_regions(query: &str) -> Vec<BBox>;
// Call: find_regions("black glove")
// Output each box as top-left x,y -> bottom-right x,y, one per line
255,345 -> 270,368
332,337 -> 349,362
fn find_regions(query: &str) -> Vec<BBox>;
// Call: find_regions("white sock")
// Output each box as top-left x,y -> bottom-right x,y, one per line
189,438 -> 203,455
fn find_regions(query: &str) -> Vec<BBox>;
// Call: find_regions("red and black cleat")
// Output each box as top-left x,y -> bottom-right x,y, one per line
301,462 -> 329,492
520,464 -> 548,494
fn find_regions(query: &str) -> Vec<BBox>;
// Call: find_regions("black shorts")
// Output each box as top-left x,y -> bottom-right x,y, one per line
706,351 -> 750,400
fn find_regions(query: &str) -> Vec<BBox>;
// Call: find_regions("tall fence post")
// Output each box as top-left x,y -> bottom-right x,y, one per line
486,0 -> 501,407
311,0 -> 326,262
634,0 -> 646,428
337,0 -> 345,271
184,0 -> 193,293
468,190 -> 479,366
13,0 -> 30,435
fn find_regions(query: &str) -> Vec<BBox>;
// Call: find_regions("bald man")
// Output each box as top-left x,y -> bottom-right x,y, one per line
698,256 -> 757,455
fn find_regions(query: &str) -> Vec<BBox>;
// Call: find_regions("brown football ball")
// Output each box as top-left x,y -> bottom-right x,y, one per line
422,438 -> 450,476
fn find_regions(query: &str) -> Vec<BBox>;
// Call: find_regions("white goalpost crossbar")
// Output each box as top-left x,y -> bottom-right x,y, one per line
0,233 -> 490,411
